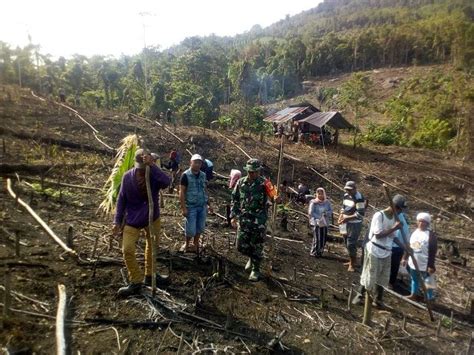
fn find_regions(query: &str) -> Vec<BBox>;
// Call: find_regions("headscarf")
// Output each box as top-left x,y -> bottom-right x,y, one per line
416,212 -> 431,224
229,169 -> 242,189
314,187 -> 327,203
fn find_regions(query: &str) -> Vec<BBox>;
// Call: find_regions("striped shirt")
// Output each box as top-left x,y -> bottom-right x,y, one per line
342,191 -> 365,224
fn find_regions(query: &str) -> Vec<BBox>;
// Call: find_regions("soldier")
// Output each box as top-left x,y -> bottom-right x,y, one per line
230,159 -> 270,282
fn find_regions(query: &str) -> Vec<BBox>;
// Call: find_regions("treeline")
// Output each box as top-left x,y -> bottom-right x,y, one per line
0,0 -> 472,130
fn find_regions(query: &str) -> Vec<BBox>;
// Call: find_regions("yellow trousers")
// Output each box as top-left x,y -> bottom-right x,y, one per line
122,218 -> 161,284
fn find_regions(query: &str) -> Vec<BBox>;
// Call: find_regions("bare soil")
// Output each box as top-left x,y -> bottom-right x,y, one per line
0,84 -> 473,354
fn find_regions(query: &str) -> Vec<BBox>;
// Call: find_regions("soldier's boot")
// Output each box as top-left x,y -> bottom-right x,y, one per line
245,258 -> 253,272
248,260 -> 261,282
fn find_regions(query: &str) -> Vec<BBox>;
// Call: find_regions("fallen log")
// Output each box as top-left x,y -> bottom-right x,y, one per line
5,178 -> 77,257
56,284 -> 67,355
5,174 -> 101,191
30,91 -> 114,151
0,163 -> 55,175
0,127 -> 112,155
84,317 -> 175,329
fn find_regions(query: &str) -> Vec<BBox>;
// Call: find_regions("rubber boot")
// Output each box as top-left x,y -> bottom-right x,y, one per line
248,259 -> 261,282
117,283 -> 142,297
245,258 -> 252,272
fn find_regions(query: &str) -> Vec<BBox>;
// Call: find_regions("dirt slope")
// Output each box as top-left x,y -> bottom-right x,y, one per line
0,84 -> 473,354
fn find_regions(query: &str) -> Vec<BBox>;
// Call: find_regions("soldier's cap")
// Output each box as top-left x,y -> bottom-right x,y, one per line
244,158 -> 262,172
344,181 -> 356,190
135,148 -> 151,169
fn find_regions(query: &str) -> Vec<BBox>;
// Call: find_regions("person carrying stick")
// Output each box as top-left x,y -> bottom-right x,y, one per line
113,149 -> 171,297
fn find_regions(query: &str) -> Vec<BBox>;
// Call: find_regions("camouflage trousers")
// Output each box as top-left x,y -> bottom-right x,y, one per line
237,222 -> 266,271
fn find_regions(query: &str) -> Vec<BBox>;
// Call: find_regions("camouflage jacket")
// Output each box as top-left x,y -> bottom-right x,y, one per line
230,175 -> 268,226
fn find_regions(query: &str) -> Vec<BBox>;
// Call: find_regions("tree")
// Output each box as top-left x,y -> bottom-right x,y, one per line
338,72 -> 373,147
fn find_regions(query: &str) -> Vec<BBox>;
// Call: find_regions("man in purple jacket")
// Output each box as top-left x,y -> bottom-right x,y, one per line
113,148 -> 171,297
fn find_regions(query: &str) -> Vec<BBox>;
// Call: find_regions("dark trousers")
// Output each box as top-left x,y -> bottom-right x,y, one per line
310,226 -> 327,256
390,247 -> 404,285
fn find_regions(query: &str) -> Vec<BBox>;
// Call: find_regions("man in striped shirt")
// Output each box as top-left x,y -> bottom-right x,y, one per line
339,181 -> 366,272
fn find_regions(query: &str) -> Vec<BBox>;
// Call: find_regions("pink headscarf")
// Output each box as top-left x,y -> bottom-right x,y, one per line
229,169 -> 242,189
314,187 -> 327,203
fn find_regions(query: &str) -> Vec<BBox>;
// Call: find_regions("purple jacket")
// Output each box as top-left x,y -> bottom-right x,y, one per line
114,165 -> 171,228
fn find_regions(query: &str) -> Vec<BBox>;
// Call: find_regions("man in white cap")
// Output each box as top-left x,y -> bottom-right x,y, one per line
339,181 -> 366,271
179,154 -> 211,254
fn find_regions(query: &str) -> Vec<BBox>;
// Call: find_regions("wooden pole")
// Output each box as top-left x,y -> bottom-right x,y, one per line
6,179 -> 77,257
145,166 -> 157,296
56,284 -> 67,355
3,269 -> 11,318
363,291 -> 372,326
66,225 -> 74,249
347,288 -> 353,312
383,184 -> 435,322
15,230 -> 20,258
268,135 -> 284,274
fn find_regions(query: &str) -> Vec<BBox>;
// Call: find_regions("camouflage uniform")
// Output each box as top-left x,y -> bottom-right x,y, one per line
231,170 -> 268,272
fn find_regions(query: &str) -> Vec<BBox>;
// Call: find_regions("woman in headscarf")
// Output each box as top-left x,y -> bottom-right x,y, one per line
308,187 -> 333,257
402,212 -> 438,301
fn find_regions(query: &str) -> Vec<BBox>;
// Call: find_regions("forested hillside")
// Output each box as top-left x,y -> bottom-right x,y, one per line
0,0 -> 472,152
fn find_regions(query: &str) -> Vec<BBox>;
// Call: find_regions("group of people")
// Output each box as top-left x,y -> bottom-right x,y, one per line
113,150 -> 438,307
113,149 -> 271,296
272,121 -> 338,147
306,180 -> 438,307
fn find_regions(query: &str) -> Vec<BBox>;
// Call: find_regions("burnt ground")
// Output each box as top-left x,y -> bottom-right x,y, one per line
0,84 -> 473,354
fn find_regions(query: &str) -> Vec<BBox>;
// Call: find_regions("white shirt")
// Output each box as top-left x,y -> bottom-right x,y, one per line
408,229 -> 430,271
366,211 -> 396,259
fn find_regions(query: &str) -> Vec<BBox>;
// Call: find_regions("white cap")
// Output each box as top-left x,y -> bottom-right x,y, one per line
191,154 -> 203,161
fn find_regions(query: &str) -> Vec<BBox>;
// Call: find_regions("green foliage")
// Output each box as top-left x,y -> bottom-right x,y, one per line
364,121 -> 404,146
409,118 -> 453,149
99,134 -> 139,215
0,0 -> 472,135
30,183 -> 73,199
364,69 -> 473,150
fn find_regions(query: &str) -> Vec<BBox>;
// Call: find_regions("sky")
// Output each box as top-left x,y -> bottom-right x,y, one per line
1,0 -> 320,58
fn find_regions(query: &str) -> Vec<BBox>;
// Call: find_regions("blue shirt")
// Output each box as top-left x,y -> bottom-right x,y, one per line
392,212 -> 409,249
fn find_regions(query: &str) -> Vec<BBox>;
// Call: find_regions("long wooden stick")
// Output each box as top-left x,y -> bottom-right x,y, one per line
269,135 -> 285,272
56,284 -> 67,355
359,169 -> 468,221
145,166 -> 157,296
5,179 -> 77,257
215,131 -> 252,159
382,184 -> 435,322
